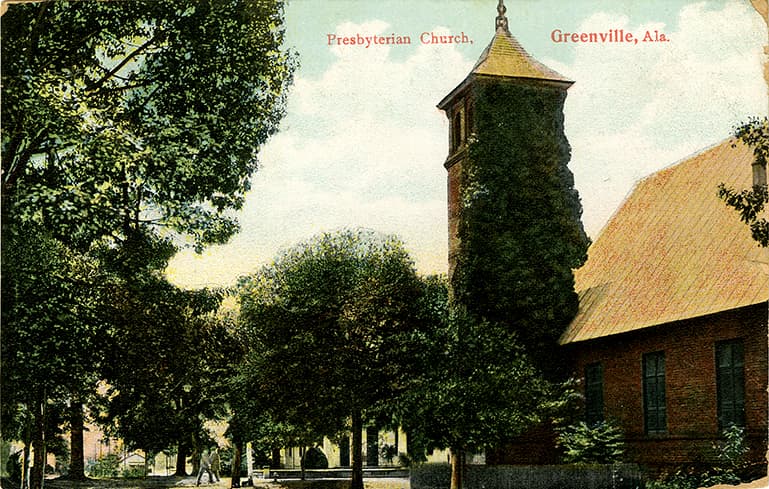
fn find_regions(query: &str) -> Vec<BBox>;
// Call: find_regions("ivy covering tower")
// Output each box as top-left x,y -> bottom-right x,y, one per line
438,0 -> 589,374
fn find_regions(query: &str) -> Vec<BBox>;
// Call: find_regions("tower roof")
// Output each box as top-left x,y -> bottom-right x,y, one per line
470,28 -> 572,82
438,0 -> 572,110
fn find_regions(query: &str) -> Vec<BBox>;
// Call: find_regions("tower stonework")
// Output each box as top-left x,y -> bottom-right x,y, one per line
438,1 -> 588,373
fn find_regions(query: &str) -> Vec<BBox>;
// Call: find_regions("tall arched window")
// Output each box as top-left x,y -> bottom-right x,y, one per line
452,111 -> 462,152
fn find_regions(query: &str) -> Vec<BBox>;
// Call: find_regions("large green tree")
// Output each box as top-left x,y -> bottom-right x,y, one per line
2,0 -> 295,250
2,0 -> 294,483
238,229 -> 424,489
1,224 -> 106,487
98,263 -> 230,476
392,277 -> 554,489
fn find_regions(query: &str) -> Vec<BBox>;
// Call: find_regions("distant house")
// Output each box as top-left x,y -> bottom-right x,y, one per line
119,451 -> 146,474
560,139 -> 768,473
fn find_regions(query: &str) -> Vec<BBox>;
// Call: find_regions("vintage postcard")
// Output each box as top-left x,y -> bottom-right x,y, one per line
2,1 -> 767,488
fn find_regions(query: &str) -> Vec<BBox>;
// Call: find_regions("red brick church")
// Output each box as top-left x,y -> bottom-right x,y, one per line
438,0 -> 768,474
561,139 -> 768,472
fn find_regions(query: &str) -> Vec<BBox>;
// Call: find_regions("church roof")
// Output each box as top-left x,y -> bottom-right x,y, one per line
560,139 -> 769,345
470,28 -> 572,83
438,9 -> 571,110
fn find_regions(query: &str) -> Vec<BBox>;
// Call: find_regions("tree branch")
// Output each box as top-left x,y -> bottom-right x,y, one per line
86,31 -> 164,94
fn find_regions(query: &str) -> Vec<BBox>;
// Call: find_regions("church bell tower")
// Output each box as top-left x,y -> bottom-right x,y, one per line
437,0 -> 588,373
438,0 -> 575,283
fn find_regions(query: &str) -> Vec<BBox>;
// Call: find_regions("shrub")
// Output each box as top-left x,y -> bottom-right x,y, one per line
303,446 -> 328,469
89,454 -> 120,478
557,420 -> 625,465
380,444 -> 398,464
121,466 -> 146,478
714,424 -> 749,472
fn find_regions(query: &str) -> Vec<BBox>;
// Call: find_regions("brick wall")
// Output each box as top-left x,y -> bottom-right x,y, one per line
446,158 -> 462,282
567,303 -> 768,472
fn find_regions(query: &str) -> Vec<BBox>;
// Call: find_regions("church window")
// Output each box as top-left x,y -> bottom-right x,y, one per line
584,362 -> 604,426
716,339 -> 745,430
643,351 -> 667,434
452,110 -> 462,152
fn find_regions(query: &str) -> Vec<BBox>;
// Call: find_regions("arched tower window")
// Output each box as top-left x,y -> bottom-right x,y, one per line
452,110 -> 462,153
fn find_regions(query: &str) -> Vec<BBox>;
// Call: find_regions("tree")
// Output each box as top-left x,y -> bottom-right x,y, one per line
238,229 -> 424,489
1,224 -> 105,487
2,1 -> 295,483
98,272 -> 230,476
395,301 -> 553,489
718,117 -> 769,246
2,0 -> 295,251
452,81 -> 590,376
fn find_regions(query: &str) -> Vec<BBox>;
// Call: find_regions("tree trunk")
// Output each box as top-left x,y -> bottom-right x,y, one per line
351,410 -> 364,489
21,444 -> 31,489
144,452 -> 150,478
174,441 -> 188,476
449,448 -> 465,489
270,448 -> 281,469
299,448 -> 305,480
230,440 -> 243,488
68,400 -> 85,480
30,400 -> 46,489
21,421 -> 32,489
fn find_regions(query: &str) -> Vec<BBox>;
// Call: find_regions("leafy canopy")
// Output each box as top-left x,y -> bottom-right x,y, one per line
454,81 -> 590,374
237,228 -> 424,443
395,302 -> 552,455
2,0 -> 295,250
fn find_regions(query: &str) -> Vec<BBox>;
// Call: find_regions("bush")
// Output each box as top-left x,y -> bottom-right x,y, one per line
714,424 -> 749,472
557,420 -> 625,465
645,468 -> 741,489
122,466 -> 146,478
646,427 -> 750,489
303,447 -> 328,469
380,444 -> 398,464
89,454 -> 120,478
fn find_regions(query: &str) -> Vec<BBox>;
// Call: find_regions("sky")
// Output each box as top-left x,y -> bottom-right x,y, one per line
165,0 -> 768,289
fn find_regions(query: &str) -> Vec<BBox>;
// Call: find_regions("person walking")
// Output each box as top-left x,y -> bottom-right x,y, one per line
196,449 -> 215,486
210,447 -> 221,483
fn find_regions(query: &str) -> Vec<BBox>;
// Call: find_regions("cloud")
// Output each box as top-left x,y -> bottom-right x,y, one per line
167,1 -> 767,288
550,0 -> 766,236
168,21 -> 472,287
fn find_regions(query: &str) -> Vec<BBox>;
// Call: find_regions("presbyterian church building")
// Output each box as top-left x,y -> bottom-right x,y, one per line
437,0 -> 768,474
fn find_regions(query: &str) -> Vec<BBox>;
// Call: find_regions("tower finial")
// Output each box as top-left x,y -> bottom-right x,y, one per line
496,0 -> 509,33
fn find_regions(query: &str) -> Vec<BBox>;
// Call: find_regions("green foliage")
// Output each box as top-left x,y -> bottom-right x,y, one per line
645,469 -> 741,489
645,426 -> 749,489
98,277 -> 232,455
395,302 -> 553,456
89,454 -> 120,478
453,81 -> 590,375
713,424 -> 749,473
303,447 -> 329,469
718,116 -> 769,246
2,1 -> 294,483
380,444 -> 399,464
237,228 -> 424,479
2,0 -> 295,251
556,420 -> 625,465
121,466 -> 147,479
0,221 -> 107,465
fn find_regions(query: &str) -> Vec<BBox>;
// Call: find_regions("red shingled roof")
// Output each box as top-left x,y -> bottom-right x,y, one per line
560,139 -> 769,345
